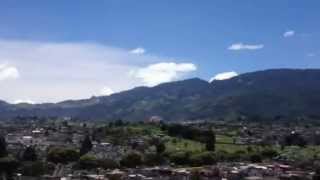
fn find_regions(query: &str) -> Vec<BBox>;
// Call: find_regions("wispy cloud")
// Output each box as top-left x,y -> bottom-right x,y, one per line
228,43 -> 264,51
130,62 -> 197,86
0,39 -> 195,103
130,47 -> 146,55
283,30 -> 295,38
209,71 -> 238,82
0,63 -> 19,81
307,53 -> 316,57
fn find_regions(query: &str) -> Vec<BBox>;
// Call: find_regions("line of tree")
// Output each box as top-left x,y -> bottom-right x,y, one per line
161,123 -> 215,151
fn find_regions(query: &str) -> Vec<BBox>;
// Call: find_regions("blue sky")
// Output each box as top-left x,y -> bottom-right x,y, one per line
0,0 -> 319,103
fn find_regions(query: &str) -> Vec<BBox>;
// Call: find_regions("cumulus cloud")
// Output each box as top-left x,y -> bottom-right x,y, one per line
228,43 -> 264,50
0,63 -> 19,81
283,30 -> 295,37
130,62 -> 197,86
13,99 -> 35,104
0,39 -> 195,103
99,86 -> 114,96
209,71 -> 238,82
130,47 -> 146,55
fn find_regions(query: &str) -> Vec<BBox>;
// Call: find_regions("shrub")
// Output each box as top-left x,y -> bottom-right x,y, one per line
0,136 -> 7,158
250,153 -> 262,163
120,152 -> 143,168
144,153 -> 166,166
168,151 -> 190,165
0,155 -> 19,174
172,138 -> 177,144
156,142 -> 166,154
79,155 -> 98,169
230,150 -> 248,161
261,148 -> 278,159
78,155 -> 118,170
47,148 -> 80,164
215,150 -> 230,161
20,161 -> 48,176
22,146 -> 38,161
80,135 -> 93,156
99,158 -> 119,169
189,151 -> 217,166
216,150 -> 247,162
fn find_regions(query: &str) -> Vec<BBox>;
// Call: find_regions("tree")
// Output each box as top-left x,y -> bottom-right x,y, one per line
156,142 -> 166,154
0,155 -> 19,179
205,131 -> 216,151
79,155 -> 119,170
44,130 -> 49,136
47,148 -> 80,164
283,132 -> 307,147
114,119 -> 124,127
80,135 -> 93,156
0,136 -> 7,158
144,153 -> 165,166
23,146 -> 38,161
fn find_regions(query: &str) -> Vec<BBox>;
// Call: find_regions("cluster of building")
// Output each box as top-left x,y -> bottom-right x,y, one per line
1,119 -> 319,180
34,163 -> 314,180
1,120 -> 128,163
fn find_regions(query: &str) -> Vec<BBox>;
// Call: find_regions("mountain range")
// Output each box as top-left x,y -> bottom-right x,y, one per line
2,69 -> 320,122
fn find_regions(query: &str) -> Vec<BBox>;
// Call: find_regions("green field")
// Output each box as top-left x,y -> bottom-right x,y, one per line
216,134 -> 234,144
165,137 -> 205,153
127,124 -> 320,162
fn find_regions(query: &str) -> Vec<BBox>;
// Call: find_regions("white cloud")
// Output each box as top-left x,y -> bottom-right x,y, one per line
283,30 -> 295,37
0,39 -> 194,103
130,47 -> 146,55
131,62 -> 197,86
99,86 -> 114,96
13,99 -> 35,104
228,43 -> 264,50
209,71 -> 238,82
0,63 -> 19,81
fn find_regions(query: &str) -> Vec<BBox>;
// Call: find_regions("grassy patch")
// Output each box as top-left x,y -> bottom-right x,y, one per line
165,138 -> 205,153
215,143 -> 250,153
216,134 -> 234,144
279,146 -> 320,161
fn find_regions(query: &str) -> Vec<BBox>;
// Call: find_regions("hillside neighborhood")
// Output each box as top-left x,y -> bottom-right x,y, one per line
1,117 -> 320,180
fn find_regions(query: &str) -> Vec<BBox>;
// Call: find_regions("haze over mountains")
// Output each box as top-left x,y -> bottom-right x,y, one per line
2,69 -> 320,122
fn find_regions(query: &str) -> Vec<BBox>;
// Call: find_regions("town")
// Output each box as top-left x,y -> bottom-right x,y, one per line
2,0 -> 320,180
1,117 -> 320,180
